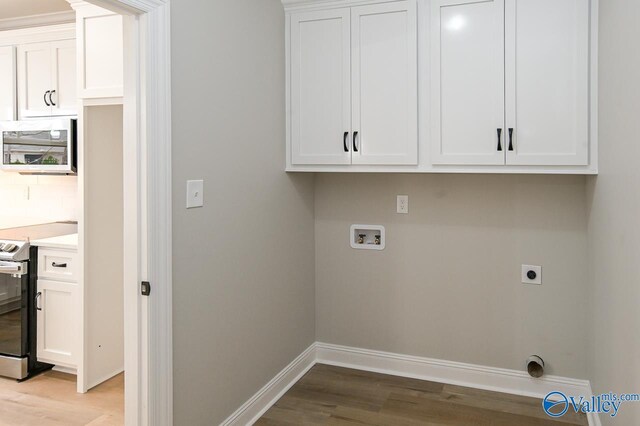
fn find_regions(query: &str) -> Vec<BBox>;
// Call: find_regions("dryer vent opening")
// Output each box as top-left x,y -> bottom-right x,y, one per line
526,355 -> 545,378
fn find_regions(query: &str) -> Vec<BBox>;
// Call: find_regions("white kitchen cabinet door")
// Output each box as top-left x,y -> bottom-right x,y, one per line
37,279 -> 77,367
0,46 -> 16,121
351,1 -> 418,165
17,42 -> 53,118
50,39 -> 77,116
505,0 -> 589,166
75,4 -> 124,99
291,9 -> 351,165
430,0 -> 505,165
17,40 -> 76,118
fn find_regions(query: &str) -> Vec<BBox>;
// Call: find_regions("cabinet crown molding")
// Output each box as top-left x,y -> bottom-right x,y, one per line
282,0 -> 408,12
0,11 -> 75,31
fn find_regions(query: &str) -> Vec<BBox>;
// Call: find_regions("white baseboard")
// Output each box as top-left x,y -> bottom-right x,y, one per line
52,365 -> 77,375
221,342 -> 598,426
220,343 -> 317,426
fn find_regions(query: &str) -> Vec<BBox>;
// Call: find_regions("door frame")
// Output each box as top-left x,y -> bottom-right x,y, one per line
84,1 -> 172,425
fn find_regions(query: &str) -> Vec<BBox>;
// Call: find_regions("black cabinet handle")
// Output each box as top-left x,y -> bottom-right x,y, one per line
35,292 -> 42,311
44,90 -> 50,107
49,90 -> 56,106
353,131 -> 359,152
508,128 -> 514,151
343,132 -> 349,152
52,262 -> 67,268
497,128 -> 503,151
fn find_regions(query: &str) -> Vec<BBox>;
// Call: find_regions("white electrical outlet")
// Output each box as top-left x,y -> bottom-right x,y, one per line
522,265 -> 542,285
186,180 -> 204,208
397,195 -> 409,214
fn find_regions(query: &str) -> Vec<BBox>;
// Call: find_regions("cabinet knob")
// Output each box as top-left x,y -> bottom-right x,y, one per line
44,90 -> 51,107
508,128 -> 514,151
353,131 -> 359,152
49,90 -> 56,106
497,128 -> 503,151
343,132 -> 349,152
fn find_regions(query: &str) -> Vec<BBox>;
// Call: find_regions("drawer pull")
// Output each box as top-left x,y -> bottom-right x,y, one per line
35,292 -> 42,311
51,262 -> 68,268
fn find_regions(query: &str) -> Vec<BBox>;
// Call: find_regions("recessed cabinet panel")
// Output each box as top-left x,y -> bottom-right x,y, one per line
18,42 -> 52,118
37,279 -> 77,367
431,0 -> 505,165
505,0 -> 589,166
351,1 -> 417,165
51,40 -> 77,116
291,9 -> 351,165
0,47 -> 16,121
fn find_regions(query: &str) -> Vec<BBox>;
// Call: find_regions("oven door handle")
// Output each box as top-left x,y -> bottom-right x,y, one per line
0,261 -> 25,275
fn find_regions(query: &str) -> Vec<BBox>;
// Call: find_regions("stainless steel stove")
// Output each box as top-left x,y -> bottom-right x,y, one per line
0,221 -> 77,380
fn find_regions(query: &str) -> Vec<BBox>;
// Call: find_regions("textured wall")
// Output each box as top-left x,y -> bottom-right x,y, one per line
316,173 -> 589,379
171,0 -> 316,424
586,0 -> 640,424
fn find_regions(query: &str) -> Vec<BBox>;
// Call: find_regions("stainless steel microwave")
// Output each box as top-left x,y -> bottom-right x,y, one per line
0,119 -> 77,174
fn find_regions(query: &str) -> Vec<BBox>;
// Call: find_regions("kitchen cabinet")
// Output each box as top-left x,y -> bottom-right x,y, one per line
72,2 -> 124,100
36,247 -> 79,368
17,39 -> 77,118
430,0 -> 590,167
0,46 -> 16,121
289,1 -> 417,166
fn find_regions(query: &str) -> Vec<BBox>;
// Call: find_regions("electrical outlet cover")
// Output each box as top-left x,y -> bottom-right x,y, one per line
522,265 -> 542,285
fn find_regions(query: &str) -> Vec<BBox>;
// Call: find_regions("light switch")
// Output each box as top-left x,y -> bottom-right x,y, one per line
186,180 -> 204,208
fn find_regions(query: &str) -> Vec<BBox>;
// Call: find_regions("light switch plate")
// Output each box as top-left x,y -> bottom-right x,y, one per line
397,195 -> 409,214
186,180 -> 204,208
522,265 -> 542,285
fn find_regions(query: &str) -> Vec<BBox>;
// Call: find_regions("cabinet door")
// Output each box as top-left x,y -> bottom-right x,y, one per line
351,1 -> 418,165
0,46 -> 16,121
291,9 -> 351,165
37,279 -> 77,367
505,0 -> 589,166
17,42 -> 53,118
430,0 -> 505,165
50,39 -> 77,116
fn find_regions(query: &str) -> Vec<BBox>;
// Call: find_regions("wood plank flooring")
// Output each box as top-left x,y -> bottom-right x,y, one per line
0,371 -> 123,425
256,364 -> 588,426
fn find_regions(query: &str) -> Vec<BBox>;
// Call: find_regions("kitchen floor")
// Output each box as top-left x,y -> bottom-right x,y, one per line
0,371 -> 123,425
256,364 -> 588,425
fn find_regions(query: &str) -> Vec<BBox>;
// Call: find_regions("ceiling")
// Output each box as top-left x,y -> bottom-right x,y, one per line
0,0 -> 72,20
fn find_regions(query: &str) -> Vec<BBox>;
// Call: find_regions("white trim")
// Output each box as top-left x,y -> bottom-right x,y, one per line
315,343 -> 592,401
83,1 -> 172,425
283,0 -> 403,13
0,23 -> 75,46
0,11 -> 76,31
224,342 -> 599,426
87,368 -> 125,390
220,344 -> 317,426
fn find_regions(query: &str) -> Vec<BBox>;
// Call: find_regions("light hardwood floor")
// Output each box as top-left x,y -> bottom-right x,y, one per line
256,364 -> 588,425
0,371 -> 123,426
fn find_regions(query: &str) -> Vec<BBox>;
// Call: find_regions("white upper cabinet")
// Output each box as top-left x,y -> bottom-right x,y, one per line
505,0 -> 589,166
17,39 -> 76,118
283,0 -> 597,174
291,9 -> 351,165
0,46 -> 16,121
351,2 -> 418,165
289,1 -> 418,167
73,2 -> 124,99
430,0 -> 505,165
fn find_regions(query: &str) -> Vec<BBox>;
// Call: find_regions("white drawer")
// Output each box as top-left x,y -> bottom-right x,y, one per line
38,249 -> 78,282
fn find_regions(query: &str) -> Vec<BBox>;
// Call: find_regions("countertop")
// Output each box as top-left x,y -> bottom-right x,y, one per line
30,233 -> 78,250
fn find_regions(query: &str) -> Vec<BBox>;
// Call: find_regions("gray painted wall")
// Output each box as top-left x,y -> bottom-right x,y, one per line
587,0 -> 640,424
316,174 -> 589,378
171,1 -> 316,424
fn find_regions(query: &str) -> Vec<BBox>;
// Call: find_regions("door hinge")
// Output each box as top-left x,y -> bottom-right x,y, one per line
141,281 -> 151,296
